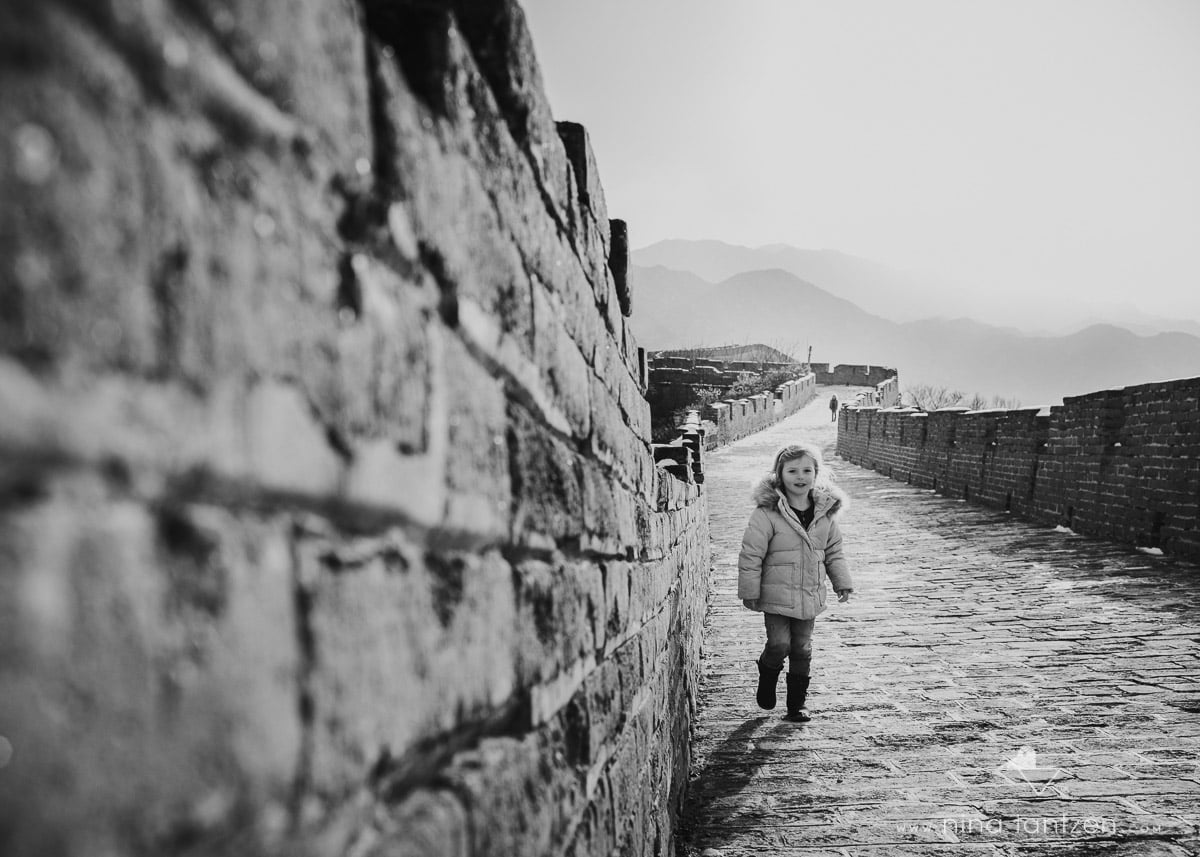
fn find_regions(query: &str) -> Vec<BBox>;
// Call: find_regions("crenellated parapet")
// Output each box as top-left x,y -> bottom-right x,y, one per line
653,410 -> 707,485
838,377 -> 1200,560
702,373 -> 818,447
646,356 -> 808,417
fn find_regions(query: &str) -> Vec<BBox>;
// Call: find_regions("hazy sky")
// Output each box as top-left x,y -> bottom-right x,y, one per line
521,0 -> 1200,325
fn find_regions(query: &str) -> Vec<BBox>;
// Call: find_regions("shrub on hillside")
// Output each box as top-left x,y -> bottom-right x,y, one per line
726,369 -> 802,401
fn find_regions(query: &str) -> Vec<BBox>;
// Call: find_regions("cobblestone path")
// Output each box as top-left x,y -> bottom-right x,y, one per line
679,387 -> 1200,857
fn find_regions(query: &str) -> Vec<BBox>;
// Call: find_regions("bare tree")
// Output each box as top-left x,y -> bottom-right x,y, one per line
763,338 -> 805,362
903,384 -> 965,410
966,393 -> 988,410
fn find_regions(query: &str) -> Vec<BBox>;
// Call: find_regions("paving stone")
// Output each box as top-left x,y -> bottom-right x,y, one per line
678,388 -> 1200,856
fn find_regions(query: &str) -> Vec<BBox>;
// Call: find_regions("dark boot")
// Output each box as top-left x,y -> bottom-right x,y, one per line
785,674 -> 811,722
756,660 -> 783,710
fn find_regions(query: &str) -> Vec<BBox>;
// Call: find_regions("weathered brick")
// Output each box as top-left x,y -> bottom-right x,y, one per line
303,540 -> 518,795
585,469 -> 642,558
303,253 -> 437,455
442,333 -> 511,538
0,483 -> 300,851
839,377 -> 1200,560
556,121 -> 612,249
183,0 -> 372,162
602,560 -> 633,651
439,1 -> 579,230
443,730 -> 586,857
533,283 -> 593,440
361,789 -> 471,857
1,5 -> 355,381
583,656 -> 624,765
512,558 -> 603,686
1,3 -> 712,855
508,405 -> 584,549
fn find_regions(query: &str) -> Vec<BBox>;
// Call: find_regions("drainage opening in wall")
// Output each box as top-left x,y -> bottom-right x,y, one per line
1151,511 -> 1166,548
1005,492 -> 1012,512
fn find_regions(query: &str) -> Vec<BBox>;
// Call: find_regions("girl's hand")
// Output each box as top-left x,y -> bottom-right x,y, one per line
742,598 -> 758,610
836,589 -> 852,602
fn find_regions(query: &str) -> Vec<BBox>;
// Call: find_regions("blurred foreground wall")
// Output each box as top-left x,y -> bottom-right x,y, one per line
0,1 -> 709,854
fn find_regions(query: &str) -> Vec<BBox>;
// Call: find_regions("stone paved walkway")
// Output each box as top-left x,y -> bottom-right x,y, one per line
679,387 -> 1200,857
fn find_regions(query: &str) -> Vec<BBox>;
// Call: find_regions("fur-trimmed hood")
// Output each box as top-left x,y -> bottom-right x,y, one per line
751,475 -> 848,518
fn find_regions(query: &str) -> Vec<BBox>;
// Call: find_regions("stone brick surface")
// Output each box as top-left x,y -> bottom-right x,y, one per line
0,479 -> 301,856
838,378 -> 1200,562
681,388 -> 1200,857
0,2 -> 708,855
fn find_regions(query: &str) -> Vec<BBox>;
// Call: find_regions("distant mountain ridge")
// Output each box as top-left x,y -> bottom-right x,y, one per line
634,238 -> 1200,337
633,239 -> 941,323
629,261 -> 1200,406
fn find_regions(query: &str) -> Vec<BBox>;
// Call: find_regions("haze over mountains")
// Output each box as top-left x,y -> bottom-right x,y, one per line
635,240 -> 1200,337
634,240 -> 943,325
631,240 -> 1200,406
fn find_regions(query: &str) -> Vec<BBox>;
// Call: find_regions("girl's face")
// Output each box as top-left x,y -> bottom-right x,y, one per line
780,455 -> 817,495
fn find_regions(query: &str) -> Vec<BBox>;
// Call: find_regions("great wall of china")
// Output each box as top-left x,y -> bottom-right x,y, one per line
837,378 -> 1200,563
1,2 -> 1198,856
1,1 -> 705,854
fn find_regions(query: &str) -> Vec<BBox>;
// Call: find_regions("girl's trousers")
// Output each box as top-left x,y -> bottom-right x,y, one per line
760,612 -> 815,676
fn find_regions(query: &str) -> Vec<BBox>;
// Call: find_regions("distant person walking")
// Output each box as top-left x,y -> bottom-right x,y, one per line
828,394 -> 839,422
738,443 -> 854,722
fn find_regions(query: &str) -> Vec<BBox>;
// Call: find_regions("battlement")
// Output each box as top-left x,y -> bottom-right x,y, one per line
650,373 -> 817,491
645,347 -> 811,433
703,373 -> 819,446
838,377 -> 1200,560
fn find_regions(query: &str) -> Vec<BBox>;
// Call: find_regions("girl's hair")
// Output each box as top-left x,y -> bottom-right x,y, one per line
771,443 -> 830,489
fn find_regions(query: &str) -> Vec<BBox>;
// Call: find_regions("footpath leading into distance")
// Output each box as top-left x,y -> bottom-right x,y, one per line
680,387 -> 1200,857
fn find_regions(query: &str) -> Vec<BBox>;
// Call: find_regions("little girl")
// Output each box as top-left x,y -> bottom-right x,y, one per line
738,443 -> 853,722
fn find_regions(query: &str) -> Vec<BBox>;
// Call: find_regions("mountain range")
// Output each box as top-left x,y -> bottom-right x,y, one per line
634,239 -> 1200,338
630,241 -> 1200,406
633,240 -> 942,324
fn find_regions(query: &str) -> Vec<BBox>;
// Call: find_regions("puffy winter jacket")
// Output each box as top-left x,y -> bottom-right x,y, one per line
737,476 -> 853,620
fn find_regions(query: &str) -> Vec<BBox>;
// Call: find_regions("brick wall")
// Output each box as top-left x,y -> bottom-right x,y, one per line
811,363 -> 898,388
841,377 -> 901,411
837,378 -> 1200,560
703,374 -> 818,447
646,358 -> 805,417
651,356 -> 801,375
0,2 -> 709,856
